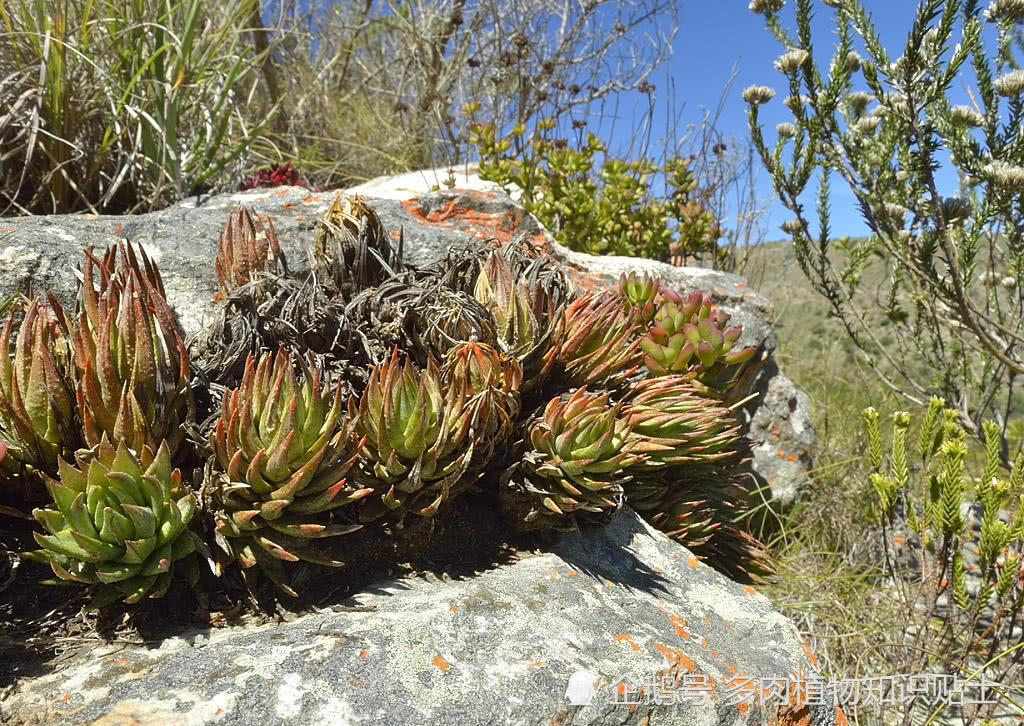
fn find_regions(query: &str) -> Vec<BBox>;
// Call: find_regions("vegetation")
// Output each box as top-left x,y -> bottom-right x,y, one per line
748,0 -> 1024,452
0,196 -> 768,605
469,115 -> 728,264
1,0 -> 680,215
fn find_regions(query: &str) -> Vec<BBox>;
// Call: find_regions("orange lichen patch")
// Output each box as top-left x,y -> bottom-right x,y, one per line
701,637 -> 709,650
566,569 -> 579,577
835,705 -> 849,725
726,664 -> 738,675
743,585 -> 758,597
275,188 -> 290,197
528,661 -> 545,669
651,566 -> 663,574
652,641 -> 697,673
400,197 -> 530,246
787,453 -> 799,462
63,694 -> 72,704
774,704 -> 813,726
736,282 -> 747,290
710,650 -> 721,658
114,658 -> 132,668
670,613 -> 691,640
283,201 -> 298,210
736,702 -> 750,715
303,196 -> 319,204
449,604 -> 460,614
892,535 -> 908,546
348,677 -> 367,687
359,649 -> 369,658
799,639 -> 820,668
687,555 -> 701,569
113,224 -> 124,235
390,230 -> 402,240
432,655 -> 451,672
613,633 -> 642,652
548,571 -> 562,581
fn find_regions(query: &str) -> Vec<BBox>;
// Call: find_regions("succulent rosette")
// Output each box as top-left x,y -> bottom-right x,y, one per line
353,349 -> 475,519
310,194 -> 400,298
473,251 -> 565,391
67,243 -> 192,459
640,289 -> 757,391
215,204 -> 287,299
209,349 -> 368,594
616,271 -> 662,322
0,298 -> 77,488
25,438 -> 197,606
500,388 -> 645,529
442,340 -> 523,470
556,290 -> 645,388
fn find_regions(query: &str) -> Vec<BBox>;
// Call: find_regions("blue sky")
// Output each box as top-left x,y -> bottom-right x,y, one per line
618,0 -> 969,239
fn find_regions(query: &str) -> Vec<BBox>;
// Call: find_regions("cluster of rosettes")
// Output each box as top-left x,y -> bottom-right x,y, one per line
0,242 -> 196,604
1,194 -> 771,606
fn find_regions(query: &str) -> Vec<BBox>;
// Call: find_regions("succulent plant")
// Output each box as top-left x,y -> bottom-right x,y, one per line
626,376 -> 742,472
500,388 -> 645,530
473,251 -> 565,391
209,349 -> 368,594
442,340 -> 522,470
616,271 -> 661,321
0,298 -> 77,486
239,161 -> 310,191
352,349 -> 475,519
640,290 -> 757,390
310,194 -> 401,299
67,243 -> 192,459
556,291 -> 644,388
25,438 -> 197,606
215,204 -> 287,299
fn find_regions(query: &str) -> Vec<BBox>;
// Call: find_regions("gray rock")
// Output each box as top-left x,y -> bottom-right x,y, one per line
2,509 -> 839,726
745,362 -> 816,511
0,184 -> 812,507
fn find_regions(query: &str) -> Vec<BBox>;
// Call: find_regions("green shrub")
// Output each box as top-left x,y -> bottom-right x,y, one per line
747,0 -> 1024,450
860,401 -> 1024,723
467,113 -> 725,264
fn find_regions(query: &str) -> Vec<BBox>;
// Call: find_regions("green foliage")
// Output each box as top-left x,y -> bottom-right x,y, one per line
863,401 -> 1024,720
748,0 -> 1024,452
468,115 -> 725,263
1,197 -> 767,606
0,0 -> 272,214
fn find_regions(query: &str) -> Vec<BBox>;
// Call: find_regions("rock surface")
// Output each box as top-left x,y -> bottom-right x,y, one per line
0,183 -> 812,507
2,509 -> 838,726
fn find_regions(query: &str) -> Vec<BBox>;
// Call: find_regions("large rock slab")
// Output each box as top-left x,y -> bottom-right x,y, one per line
2,509 -> 839,725
0,183 -> 812,507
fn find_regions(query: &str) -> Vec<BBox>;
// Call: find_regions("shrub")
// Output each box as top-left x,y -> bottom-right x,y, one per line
468,115 -> 727,264
859,401 -> 1024,723
747,0 -> 1024,451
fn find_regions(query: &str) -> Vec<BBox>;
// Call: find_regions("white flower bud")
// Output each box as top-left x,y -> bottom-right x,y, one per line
743,85 -> 777,105
985,0 -> 1024,22
776,122 -> 797,139
984,160 -> 1024,187
949,105 -> 985,127
854,116 -> 881,135
994,69 -> 1024,97
775,48 -> 810,74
